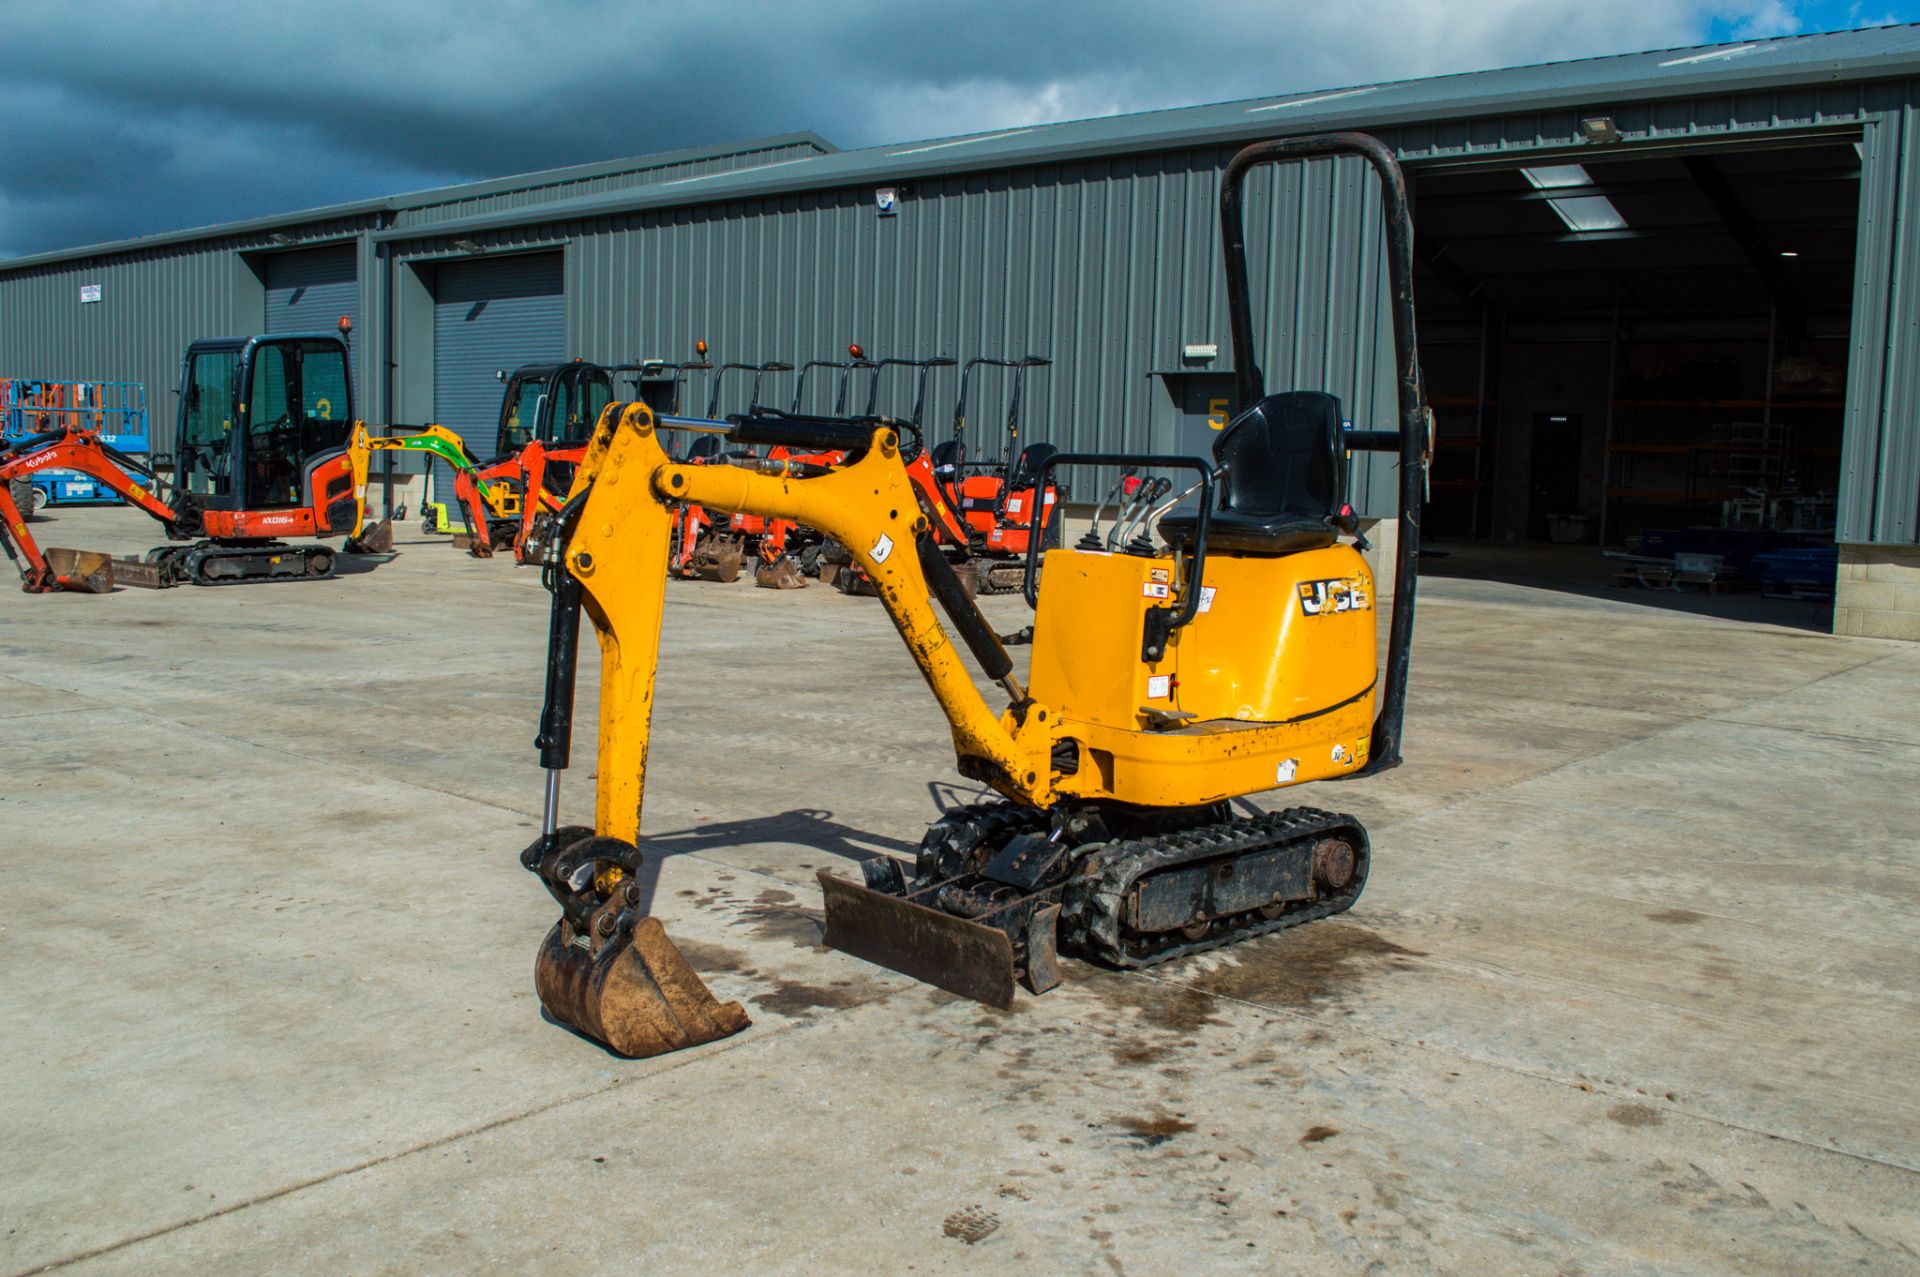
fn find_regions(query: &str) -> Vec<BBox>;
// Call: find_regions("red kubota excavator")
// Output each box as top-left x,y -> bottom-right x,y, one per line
0,331 -> 388,592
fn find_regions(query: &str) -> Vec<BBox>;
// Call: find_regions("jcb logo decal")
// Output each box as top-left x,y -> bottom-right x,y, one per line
1298,577 -> 1371,617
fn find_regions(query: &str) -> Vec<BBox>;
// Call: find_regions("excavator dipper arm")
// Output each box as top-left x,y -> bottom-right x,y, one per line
0,429 -> 191,591
521,401 -> 1056,1056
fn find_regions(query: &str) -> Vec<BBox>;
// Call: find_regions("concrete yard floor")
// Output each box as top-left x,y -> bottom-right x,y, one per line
2,507 -> 1917,1276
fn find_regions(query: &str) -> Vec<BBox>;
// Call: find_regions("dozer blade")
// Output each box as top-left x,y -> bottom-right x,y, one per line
42,548 -> 115,593
819,869 -> 1018,1010
535,916 -> 751,1058
753,556 -> 807,590
110,556 -> 166,588
343,518 -> 394,555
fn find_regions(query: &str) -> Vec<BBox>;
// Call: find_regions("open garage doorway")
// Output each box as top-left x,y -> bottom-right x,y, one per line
1409,138 -> 1860,629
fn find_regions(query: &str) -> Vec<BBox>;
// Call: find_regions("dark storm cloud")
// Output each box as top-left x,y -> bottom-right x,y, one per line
0,0 -> 1812,256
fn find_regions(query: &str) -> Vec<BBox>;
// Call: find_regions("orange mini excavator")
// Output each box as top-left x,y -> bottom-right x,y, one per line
0,332 -> 387,592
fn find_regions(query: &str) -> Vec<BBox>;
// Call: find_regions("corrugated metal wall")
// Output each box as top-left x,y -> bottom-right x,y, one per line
4,75 -> 1916,538
450,149 -> 1402,509
395,139 -> 828,229
1840,93 -> 1920,544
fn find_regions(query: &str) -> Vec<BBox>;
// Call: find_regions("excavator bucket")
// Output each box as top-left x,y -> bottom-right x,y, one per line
41,548 -> 115,593
690,534 -> 744,583
753,556 -> 807,590
535,916 -> 750,1058
344,518 -> 394,556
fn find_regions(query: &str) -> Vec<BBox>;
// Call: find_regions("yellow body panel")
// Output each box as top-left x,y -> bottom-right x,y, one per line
568,401 -> 1383,841
1028,546 -> 1374,803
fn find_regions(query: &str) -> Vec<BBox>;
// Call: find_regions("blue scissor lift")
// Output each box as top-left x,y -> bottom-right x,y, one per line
0,380 -> 150,508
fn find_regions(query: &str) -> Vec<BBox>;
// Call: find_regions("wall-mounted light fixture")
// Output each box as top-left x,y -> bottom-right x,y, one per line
268,232 -> 297,246
1578,116 -> 1621,144
1182,342 -> 1219,362
453,239 -> 485,255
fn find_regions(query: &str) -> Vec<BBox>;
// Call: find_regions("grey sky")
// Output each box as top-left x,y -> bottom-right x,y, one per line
0,1 -> 1861,256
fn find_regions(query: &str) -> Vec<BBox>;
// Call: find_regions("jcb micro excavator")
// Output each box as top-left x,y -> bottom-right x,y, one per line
0,333 -> 388,592
515,133 -> 1428,1058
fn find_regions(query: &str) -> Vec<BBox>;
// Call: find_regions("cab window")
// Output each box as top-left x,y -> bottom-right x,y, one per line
247,344 -> 301,507
181,350 -> 237,496
569,370 -> 613,441
499,377 -> 544,456
244,339 -> 352,508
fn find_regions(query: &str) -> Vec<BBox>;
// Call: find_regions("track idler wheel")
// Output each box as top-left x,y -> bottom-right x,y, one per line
753,555 -> 807,590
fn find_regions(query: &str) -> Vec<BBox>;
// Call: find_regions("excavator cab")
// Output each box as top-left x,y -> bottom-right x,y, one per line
494,361 -> 616,459
175,335 -> 356,515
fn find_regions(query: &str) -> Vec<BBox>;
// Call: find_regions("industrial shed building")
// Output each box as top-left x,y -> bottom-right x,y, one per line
3,25 -> 1918,636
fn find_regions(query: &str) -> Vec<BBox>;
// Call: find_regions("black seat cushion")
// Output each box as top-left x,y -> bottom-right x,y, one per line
929,438 -> 963,479
1160,390 -> 1349,556
1007,441 -> 1057,491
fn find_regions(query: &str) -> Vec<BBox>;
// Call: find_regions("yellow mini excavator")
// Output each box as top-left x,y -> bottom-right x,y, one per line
516,132 -> 1431,1057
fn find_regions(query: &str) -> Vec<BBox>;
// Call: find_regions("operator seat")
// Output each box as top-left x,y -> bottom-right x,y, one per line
1006,442 -> 1057,493
1158,390 -> 1351,556
929,438 -> 963,481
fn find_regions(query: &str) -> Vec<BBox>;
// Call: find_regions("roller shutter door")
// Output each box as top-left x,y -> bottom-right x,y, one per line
266,246 -> 359,376
432,253 -> 565,456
